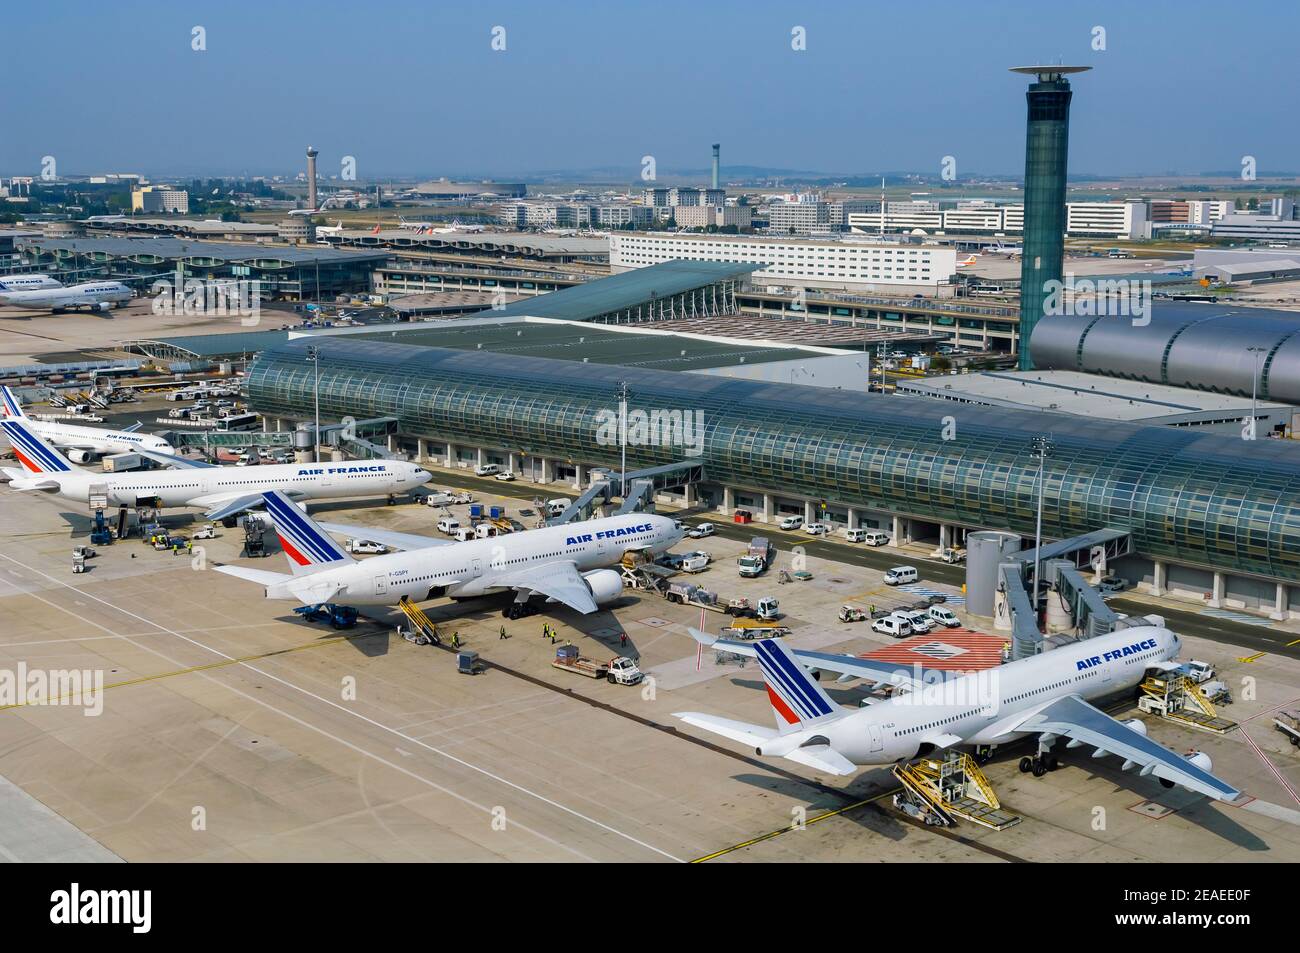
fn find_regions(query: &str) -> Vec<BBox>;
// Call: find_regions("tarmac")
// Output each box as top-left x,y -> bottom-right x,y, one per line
1,471 -> 1299,862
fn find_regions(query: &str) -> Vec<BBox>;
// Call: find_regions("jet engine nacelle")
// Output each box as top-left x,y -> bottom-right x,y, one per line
66,449 -> 99,464
581,568 -> 624,606
1122,718 -> 1148,737
96,301 -> 111,312
1184,750 -> 1213,773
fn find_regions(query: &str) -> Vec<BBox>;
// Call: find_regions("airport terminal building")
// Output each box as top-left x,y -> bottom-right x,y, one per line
248,335 -> 1300,620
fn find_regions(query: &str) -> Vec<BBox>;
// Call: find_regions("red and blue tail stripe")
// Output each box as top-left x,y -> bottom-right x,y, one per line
260,491 -> 351,570
754,638 -> 837,726
0,386 -> 24,419
1,419 -> 72,474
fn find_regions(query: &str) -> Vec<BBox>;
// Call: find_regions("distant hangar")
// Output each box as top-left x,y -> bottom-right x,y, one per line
1030,303 -> 1300,404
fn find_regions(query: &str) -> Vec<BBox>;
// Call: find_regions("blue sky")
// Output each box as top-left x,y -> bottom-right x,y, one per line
2,0 -> 1295,180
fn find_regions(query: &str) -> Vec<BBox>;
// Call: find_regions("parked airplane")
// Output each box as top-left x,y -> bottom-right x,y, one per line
0,280 -> 132,313
0,274 -> 63,292
956,254 -> 978,267
0,418 -> 430,521
676,627 -> 1239,801
215,490 -> 683,616
0,386 -> 173,461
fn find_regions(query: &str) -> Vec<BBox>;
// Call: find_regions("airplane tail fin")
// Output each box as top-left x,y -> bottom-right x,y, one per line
0,418 -> 75,475
0,386 -> 27,420
753,637 -> 841,731
259,491 -> 355,576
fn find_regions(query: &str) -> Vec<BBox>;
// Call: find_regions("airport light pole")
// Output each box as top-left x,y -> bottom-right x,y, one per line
305,344 -> 320,463
1029,434 -> 1055,609
1247,345 -> 1266,441
617,380 -> 630,500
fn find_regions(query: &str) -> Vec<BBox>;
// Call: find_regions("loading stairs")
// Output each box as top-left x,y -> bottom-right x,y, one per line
892,751 -> 1022,831
1137,674 -> 1237,734
397,596 -> 440,645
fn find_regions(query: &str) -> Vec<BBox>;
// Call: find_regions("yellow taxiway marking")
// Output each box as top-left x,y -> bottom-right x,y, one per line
0,628 -> 380,712
1238,652 -> 1266,663
689,793 -> 887,863
1285,639 -> 1300,647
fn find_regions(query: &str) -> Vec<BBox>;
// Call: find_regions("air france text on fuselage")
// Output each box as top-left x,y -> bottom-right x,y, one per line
1076,637 -> 1158,671
295,465 -> 388,475
566,522 -> 654,545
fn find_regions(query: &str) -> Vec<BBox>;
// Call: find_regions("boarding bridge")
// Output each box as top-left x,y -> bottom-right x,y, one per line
1043,561 -> 1122,639
167,431 -> 294,450
549,460 -> 706,526
998,562 -> 1046,660
1010,528 -> 1132,586
997,528 -> 1134,659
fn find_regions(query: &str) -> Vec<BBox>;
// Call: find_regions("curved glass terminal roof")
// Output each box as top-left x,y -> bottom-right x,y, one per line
248,338 -> 1300,581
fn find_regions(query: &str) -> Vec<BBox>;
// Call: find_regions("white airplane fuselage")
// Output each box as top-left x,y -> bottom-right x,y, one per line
0,281 -> 132,312
807,627 -> 1179,766
11,459 -> 430,511
0,274 -> 63,292
274,514 -> 682,606
19,418 -> 174,458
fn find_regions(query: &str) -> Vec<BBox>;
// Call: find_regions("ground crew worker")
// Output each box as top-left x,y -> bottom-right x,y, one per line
499,625 -> 507,640
869,604 -> 876,615
451,631 -> 460,648
620,633 -> 627,648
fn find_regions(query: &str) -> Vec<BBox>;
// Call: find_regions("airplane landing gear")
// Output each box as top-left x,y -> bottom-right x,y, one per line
1018,753 -> 1060,777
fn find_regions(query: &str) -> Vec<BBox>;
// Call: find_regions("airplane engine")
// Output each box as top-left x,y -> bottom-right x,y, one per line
582,568 -> 624,605
1184,750 -> 1213,773
1122,718 -> 1148,737
66,449 -> 99,464
96,302 -> 111,312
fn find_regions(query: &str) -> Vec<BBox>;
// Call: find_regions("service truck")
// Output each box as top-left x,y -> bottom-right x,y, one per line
102,452 -> 142,472
663,582 -> 754,616
551,645 -> 643,684
738,536 -> 773,577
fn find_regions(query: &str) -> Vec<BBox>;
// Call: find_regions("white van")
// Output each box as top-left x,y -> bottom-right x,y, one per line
903,610 -> 934,634
863,531 -> 890,546
546,499 -> 570,517
872,615 -> 912,638
453,527 -> 476,542
436,517 -> 461,535
474,463 -> 500,477
778,515 -> 803,531
843,527 -> 869,543
928,606 -> 961,628
883,565 -> 918,586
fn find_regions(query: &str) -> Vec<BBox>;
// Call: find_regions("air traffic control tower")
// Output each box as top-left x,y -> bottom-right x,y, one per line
1011,65 -> 1090,370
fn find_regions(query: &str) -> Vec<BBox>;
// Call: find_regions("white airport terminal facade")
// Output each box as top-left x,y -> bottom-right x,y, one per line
610,232 -> 958,290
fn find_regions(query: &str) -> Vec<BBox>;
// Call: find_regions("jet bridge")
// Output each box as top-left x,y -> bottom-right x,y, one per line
549,460 -> 705,525
992,528 -> 1134,659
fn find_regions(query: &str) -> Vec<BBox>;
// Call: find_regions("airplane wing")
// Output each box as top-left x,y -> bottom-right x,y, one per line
1007,694 -> 1240,801
687,629 -> 927,693
316,522 -> 453,551
136,448 -> 218,469
495,559 -> 598,614
121,422 -> 143,434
